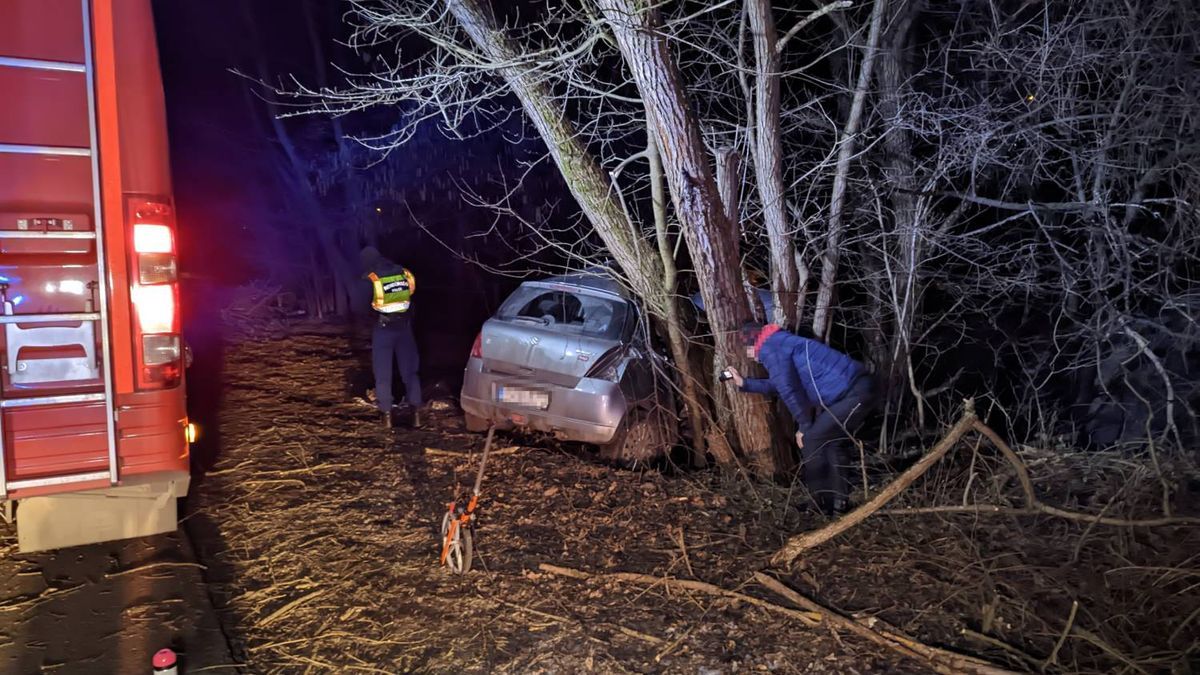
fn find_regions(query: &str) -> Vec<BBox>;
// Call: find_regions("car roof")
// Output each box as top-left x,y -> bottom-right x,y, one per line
532,269 -> 631,300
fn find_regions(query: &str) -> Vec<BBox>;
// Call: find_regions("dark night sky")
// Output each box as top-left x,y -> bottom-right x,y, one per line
154,0 -> 324,285
152,0 -> 562,387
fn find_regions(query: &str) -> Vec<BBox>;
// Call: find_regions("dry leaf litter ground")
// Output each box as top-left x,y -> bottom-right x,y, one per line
187,311 -> 1199,674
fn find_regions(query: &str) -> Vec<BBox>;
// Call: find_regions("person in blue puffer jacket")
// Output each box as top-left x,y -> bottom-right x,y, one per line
725,322 -> 877,515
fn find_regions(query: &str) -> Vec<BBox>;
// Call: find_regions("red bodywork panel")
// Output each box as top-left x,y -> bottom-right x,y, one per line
0,0 -> 188,498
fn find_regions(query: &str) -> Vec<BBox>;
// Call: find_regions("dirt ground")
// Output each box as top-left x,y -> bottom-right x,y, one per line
0,525 -> 236,674
185,325 -> 1199,674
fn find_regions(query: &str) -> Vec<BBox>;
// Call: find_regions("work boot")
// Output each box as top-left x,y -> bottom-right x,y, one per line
817,495 -> 850,517
381,410 -> 393,430
412,408 -> 422,429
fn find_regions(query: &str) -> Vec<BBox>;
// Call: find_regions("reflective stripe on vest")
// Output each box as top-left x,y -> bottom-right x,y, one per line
369,270 -> 415,314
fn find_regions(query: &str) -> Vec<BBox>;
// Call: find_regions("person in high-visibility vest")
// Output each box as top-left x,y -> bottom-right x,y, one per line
361,246 -> 422,429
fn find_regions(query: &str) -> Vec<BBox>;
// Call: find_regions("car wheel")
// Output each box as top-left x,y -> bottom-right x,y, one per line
599,408 -> 676,466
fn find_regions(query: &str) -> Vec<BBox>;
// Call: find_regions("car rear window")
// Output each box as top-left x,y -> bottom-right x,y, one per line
497,285 -> 629,340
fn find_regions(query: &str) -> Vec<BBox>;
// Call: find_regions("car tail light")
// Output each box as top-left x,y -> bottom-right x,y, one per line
128,198 -> 181,389
585,347 -> 625,382
470,333 -> 483,359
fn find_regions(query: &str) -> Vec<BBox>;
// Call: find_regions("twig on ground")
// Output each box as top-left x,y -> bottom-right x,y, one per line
538,563 -> 821,627
1043,599 -> 1079,669
879,505 -> 1200,526
496,599 -> 663,645
424,446 -> 522,458
753,573 -> 1017,675
675,527 -> 696,578
105,562 -> 208,578
1071,626 -> 1150,675
960,629 -> 1041,669
260,589 -> 326,626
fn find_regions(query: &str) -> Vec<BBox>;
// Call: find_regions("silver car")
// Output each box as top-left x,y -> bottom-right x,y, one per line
460,272 -> 677,463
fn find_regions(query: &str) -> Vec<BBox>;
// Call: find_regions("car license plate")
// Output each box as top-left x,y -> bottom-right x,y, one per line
497,385 -> 550,410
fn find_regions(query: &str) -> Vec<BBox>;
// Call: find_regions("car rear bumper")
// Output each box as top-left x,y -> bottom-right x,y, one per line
460,358 -> 625,444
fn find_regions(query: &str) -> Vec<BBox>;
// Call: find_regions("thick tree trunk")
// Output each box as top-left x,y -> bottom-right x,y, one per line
713,147 -> 755,444
747,0 -> 800,328
811,0 -> 888,339
443,0 -> 667,317
600,0 -> 782,475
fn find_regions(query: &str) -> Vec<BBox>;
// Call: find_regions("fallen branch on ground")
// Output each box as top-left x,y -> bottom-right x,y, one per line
771,404 -> 979,566
424,446 -> 522,458
260,589 -> 326,627
753,573 -> 1017,675
105,561 -> 208,578
770,402 -> 1198,567
971,422 -> 1200,527
880,504 -> 1200,527
495,598 -> 664,645
538,563 -> 821,627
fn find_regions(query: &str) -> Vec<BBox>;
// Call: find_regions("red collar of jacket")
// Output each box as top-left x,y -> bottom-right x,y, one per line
753,324 -> 782,358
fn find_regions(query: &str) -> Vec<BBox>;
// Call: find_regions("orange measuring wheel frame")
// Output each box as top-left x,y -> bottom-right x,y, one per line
439,425 -> 495,574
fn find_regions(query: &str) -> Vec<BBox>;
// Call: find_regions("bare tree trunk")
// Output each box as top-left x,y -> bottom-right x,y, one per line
715,148 -> 763,325
443,0 -> 668,317
811,0 -> 888,339
243,3 -> 357,317
648,133 -> 708,467
747,0 -> 799,328
600,0 -> 782,475
876,2 -> 921,416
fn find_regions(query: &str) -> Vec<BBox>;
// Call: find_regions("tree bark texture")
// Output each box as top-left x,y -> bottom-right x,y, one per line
444,0 -> 668,318
747,0 -> 800,328
600,0 -> 781,475
811,0 -> 888,338
648,133 -> 708,467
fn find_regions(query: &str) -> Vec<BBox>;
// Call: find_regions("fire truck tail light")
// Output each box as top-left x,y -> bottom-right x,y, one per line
142,334 -> 180,365
133,223 -> 173,254
128,198 -> 182,390
132,284 -> 176,334
138,253 -> 177,284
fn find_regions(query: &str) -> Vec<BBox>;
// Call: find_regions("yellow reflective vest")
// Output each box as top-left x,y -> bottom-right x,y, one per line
368,269 -> 416,314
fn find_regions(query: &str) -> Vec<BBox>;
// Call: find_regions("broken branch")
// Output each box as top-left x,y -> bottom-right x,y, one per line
771,404 -> 978,566
753,573 -> 1018,675
538,563 -> 821,627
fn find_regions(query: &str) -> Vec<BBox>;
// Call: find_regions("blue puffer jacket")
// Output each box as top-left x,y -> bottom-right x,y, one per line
740,329 -> 864,432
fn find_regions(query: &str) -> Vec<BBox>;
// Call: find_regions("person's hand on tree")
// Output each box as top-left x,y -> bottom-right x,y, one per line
725,366 -> 744,388
795,430 -> 805,449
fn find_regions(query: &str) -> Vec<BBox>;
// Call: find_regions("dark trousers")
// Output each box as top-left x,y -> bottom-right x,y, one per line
372,319 -> 422,412
802,374 -> 876,505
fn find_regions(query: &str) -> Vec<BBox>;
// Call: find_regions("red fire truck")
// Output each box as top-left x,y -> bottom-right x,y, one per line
0,0 -> 193,551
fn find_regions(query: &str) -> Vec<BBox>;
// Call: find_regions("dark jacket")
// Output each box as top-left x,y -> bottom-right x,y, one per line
740,329 -> 864,433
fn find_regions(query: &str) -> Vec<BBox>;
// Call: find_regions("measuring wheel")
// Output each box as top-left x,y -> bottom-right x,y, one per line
439,507 -> 473,574
438,425 -> 495,574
